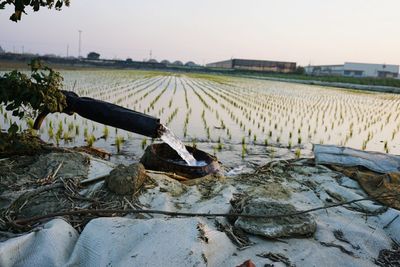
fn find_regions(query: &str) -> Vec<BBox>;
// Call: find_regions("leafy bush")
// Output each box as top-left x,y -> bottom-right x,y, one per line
0,59 -> 66,135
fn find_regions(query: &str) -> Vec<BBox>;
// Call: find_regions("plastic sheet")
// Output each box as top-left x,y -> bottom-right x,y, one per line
313,144 -> 400,173
0,219 -> 78,267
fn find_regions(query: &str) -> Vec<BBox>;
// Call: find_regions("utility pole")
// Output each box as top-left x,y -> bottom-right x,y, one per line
67,44 -> 69,57
78,30 -> 82,58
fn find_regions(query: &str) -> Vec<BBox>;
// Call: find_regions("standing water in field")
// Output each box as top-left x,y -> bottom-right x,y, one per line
159,125 -> 198,166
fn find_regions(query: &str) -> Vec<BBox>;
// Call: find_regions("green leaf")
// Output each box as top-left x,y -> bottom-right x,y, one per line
10,13 -> 20,22
8,123 -> 19,135
55,0 -> 62,9
33,1 -> 40,11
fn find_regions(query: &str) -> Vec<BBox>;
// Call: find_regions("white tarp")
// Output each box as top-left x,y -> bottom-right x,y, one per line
313,144 -> 400,173
1,159 -> 399,267
0,217 -> 235,267
0,219 -> 78,267
64,217 -> 234,267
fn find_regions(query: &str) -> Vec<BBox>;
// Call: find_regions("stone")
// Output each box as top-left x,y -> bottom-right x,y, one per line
105,163 -> 147,195
234,199 -> 316,238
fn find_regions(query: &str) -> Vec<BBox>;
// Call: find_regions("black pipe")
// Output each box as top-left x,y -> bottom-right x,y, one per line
63,91 -> 161,138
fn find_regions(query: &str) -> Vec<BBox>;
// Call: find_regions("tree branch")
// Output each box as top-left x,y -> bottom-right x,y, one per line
11,193 -> 399,227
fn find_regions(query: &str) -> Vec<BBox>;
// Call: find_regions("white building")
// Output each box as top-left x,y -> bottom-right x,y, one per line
305,62 -> 399,78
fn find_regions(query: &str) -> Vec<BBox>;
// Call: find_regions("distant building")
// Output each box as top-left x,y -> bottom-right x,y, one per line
305,62 -> 399,78
87,52 -> 100,60
304,65 -> 344,76
206,58 -> 297,73
0,46 -> 5,54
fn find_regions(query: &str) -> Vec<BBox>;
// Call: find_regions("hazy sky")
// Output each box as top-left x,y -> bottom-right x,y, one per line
1,0 -> 399,66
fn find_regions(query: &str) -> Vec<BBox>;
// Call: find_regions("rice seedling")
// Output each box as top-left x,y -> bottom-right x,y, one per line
295,148 -> 301,159
68,122 -> 74,132
57,121 -> 63,135
103,126 -> 109,140
55,134 -> 60,147
48,126 -> 54,140
216,137 -> 223,151
87,134 -> 96,148
362,140 -> 367,150
241,144 -> 247,159
384,141 -> 389,153
192,138 -> 197,149
63,131 -> 72,142
113,136 -> 124,152
141,138 -> 147,150
269,147 -> 275,158
84,127 -> 88,139
26,118 -> 34,130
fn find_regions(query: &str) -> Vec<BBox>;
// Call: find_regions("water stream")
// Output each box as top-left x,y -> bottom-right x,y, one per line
159,125 -> 198,166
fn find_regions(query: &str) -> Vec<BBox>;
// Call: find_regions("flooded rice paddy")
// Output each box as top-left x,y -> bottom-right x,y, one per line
1,69 -> 400,169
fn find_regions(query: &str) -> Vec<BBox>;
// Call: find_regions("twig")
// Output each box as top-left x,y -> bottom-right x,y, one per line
123,197 -> 136,210
11,193 -> 400,226
320,241 -> 357,257
215,221 -> 253,248
51,161 -> 63,180
333,229 -> 360,250
383,214 -> 399,229
124,196 -> 149,217
11,183 -> 64,206
79,174 -> 108,186
145,170 -> 189,181
256,252 -> 295,267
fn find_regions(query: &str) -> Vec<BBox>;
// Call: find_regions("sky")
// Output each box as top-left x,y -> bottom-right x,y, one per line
0,0 -> 399,66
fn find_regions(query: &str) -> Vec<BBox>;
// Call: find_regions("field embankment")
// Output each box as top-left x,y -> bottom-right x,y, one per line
245,75 -> 400,93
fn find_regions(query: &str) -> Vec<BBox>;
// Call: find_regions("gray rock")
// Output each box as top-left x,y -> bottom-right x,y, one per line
235,199 -> 316,238
105,163 -> 147,195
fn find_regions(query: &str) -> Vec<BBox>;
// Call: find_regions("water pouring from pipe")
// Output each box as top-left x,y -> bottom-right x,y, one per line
158,124 -> 197,166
